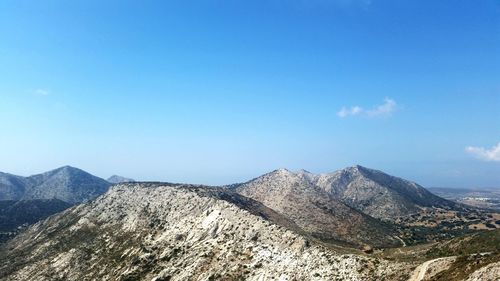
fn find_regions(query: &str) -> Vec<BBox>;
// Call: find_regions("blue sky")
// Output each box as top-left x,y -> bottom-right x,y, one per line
0,0 -> 499,187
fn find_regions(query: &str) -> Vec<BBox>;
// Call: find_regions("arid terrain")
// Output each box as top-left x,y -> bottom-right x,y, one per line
0,166 -> 499,280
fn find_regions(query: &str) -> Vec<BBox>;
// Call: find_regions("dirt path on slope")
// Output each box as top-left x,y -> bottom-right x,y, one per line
408,257 -> 456,281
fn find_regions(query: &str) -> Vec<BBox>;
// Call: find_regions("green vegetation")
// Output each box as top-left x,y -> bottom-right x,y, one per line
426,229 -> 500,258
430,252 -> 500,281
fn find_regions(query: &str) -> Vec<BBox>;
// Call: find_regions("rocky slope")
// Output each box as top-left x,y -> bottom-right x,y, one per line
465,261 -> 500,281
308,165 -> 455,219
0,199 -> 72,243
0,183 -> 411,281
0,173 -> 29,201
231,169 -> 402,248
0,166 -> 111,204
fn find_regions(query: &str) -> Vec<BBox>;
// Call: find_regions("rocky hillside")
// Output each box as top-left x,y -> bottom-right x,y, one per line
0,199 -> 72,243
231,169 -> 402,248
0,183 -> 411,281
0,166 -> 111,204
0,173 -> 29,201
293,165 -> 453,219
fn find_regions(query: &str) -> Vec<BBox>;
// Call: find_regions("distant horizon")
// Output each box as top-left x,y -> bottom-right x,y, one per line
2,164 -> 499,190
1,1 -> 499,188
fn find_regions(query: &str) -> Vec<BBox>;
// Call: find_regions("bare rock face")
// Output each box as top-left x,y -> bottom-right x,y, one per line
231,169 -> 402,248
0,183 -> 410,281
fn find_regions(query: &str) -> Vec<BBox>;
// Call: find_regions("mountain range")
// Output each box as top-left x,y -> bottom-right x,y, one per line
298,165 -> 455,219
0,166 -> 114,241
0,166 -> 110,204
0,165 -> 458,249
0,183 -> 411,280
231,168 -> 401,248
1,165 -> 498,280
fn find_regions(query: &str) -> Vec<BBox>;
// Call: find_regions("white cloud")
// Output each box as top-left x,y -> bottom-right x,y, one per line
465,142 -> 500,162
337,106 -> 362,117
34,89 -> 50,96
337,98 -> 397,118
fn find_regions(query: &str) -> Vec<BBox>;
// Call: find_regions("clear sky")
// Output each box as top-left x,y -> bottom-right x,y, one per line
1,0 -> 499,187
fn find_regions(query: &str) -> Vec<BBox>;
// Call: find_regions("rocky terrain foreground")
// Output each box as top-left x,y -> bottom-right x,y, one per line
0,167 -> 498,281
0,183 -> 412,281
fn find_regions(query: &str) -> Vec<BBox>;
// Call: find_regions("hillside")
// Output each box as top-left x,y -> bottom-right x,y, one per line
0,173 -> 29,201
0,183 -> 411,281
301,165 -> 455,219
0,199 -> 72,243
0,166 -> 111,204
381,230 -> 500,281
232,169 -> 401,248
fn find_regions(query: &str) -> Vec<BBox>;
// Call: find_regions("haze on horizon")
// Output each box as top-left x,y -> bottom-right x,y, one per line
0,0 -> 499,188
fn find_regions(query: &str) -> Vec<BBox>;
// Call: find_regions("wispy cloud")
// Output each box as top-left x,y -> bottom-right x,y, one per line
465,142 -> 500,161
337,98 -> 397,118
34,89 -> 50,96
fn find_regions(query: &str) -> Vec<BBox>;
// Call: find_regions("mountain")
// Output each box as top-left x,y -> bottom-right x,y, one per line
0,183 -> 410,281
231,168 -> 402,248
0,166 -> 111,204
0,199 -> 72,243
305,165 -> 456,219
0,173 -> 29,201
107,175 -> 135,184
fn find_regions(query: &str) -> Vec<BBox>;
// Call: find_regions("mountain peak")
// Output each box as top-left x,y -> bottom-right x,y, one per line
108,175 -> 135,184
344,165 -> 367,172
268,168 -> 294,176
45,165 -> 84,175
56,165 -> 77,171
